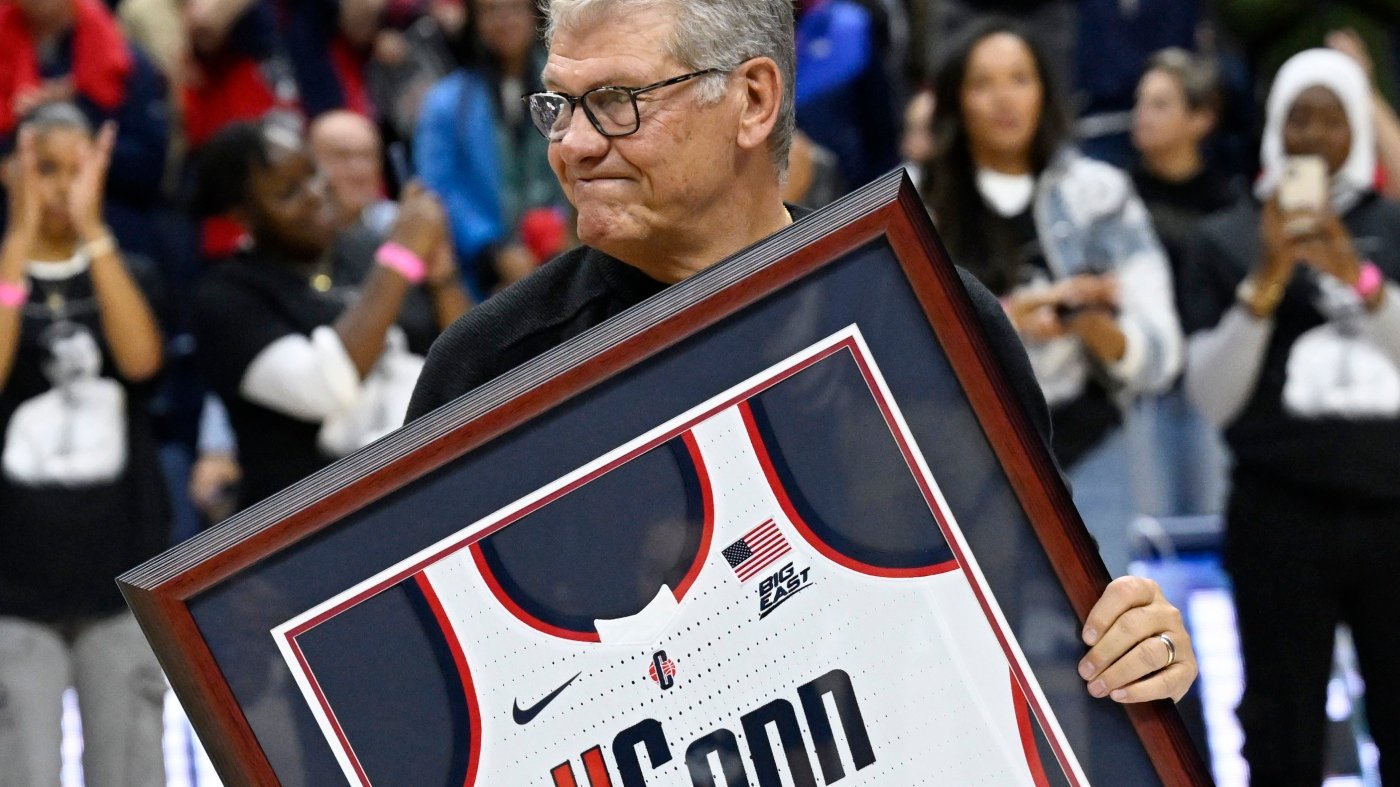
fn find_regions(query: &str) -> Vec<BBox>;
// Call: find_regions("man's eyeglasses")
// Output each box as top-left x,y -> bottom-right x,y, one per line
524,68 -> 726,141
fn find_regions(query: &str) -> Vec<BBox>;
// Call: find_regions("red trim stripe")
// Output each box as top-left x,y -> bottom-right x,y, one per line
470,543 -> 601,643
467,428 -> 714,640
413,572 -> 483,787
1011,670 -> 1052,787
286,638 -> 372,785
738,399 -> 957,580
673,431 -> 715,600
839,348 -> 1081,783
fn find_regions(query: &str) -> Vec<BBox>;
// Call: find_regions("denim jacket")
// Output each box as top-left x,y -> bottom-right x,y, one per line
1021,148 -> 1182,408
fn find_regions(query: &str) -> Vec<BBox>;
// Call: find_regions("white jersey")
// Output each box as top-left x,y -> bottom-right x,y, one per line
276,328 -> 1086,787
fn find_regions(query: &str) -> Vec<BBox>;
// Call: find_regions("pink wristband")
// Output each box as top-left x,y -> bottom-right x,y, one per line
0,280 -> 29,309
1356,262 -> 1385,300
374,241 -> 427,285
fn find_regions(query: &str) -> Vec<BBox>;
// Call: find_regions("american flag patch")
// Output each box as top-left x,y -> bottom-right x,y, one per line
722,519 -> 791,583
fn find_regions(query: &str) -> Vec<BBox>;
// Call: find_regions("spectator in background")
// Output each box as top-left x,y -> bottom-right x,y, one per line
899,88 -> 935,191
921,19 -> 1182,577
282,0 -> 379,119
1329,27 -> 1400,200
1126,47 -> 1237,518
117,0 -> 186,90
182,0 -> 301,262
1182,48 -> 1400,786
921,0 -> 1076,95
781,130 -> 844,209
182,0 -> 299,152
309,110 -> 398,237
794,0 -> 900,190
415,0 -> 569,299
1072,0 -> 1202,169
188,393 -> 241,525
366,0 -> 466,150
304,108 -> 472,359
0,103 -> 169,787
190,119 -> 466,512
0,0 -> 171,266
118,0 -> 191,194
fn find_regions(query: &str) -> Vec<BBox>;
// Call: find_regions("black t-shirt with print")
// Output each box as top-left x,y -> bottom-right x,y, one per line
0,254 -> 171,622
194,231 -> 442,512
195,254 -> 341,513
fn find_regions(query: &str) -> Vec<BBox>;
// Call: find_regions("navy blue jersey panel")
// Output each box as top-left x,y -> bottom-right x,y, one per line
479,435 -> 705,632
293,579 -> 470,787
747,351 -> 955,569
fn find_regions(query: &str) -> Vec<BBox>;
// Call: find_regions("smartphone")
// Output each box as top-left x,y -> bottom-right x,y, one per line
1278,155 -> 1328,235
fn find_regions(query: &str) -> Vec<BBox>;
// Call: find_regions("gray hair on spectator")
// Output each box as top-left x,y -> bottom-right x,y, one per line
1146,48 -> 1222,115
541,0 -> 795,173
18,101 -> 94,137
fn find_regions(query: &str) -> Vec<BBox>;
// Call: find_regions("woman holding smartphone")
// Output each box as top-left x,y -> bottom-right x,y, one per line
1181,48 -> 1400,785
920,19 -> 1182,577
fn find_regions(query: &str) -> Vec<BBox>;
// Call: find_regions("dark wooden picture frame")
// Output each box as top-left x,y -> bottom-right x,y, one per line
120,171 -> 1211,786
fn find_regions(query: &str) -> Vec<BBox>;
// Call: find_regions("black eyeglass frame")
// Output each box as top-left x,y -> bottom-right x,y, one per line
523,67 -> 729,140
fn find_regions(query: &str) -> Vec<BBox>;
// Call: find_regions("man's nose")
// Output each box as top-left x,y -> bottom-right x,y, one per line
555,105 -> 609,162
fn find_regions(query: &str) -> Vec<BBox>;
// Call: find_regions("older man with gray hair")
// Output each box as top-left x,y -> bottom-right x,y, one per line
408,0 -> 1197,735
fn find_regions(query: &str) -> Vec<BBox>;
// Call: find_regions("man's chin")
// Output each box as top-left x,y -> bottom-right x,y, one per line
575,209 -> 638,251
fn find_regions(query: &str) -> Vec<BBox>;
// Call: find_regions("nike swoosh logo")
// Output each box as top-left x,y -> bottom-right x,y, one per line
512,672 -> 582,725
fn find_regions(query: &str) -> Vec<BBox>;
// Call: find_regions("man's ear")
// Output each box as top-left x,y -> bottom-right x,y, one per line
735,57 -> 782,155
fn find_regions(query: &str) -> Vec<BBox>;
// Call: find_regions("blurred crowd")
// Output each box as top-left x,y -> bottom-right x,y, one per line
3,0 -> 1400,784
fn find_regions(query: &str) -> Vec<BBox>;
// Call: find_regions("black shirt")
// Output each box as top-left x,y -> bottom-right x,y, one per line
407,243 -> 1057,462
1131,165 -> 1239,310
194,231 -> 443,511
0,255 -> 170,621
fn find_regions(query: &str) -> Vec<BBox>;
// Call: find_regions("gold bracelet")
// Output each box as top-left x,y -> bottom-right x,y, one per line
1236,276 -> 1285,318
83,234 -> 117,260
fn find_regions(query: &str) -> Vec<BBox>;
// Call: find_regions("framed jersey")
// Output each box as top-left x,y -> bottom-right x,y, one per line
120,171 -> 1209,786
